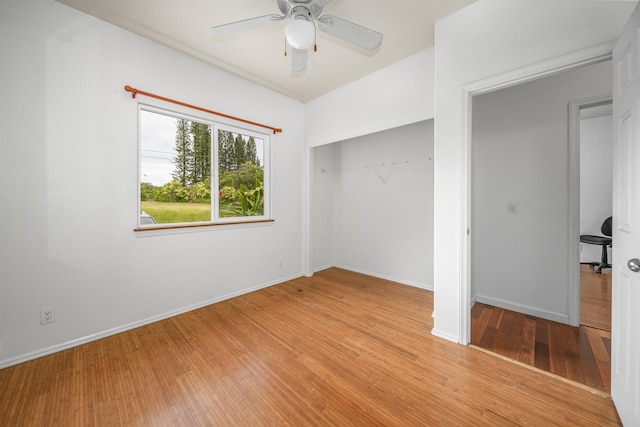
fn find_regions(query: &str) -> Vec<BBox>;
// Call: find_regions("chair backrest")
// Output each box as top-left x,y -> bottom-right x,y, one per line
602,216 -> 613,237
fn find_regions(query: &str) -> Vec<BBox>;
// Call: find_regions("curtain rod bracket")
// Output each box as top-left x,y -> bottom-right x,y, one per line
124,85 -> 138,99
123,85 -> 282,134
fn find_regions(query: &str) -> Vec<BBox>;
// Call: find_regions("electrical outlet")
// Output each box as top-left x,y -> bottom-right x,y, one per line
278,258 -> 284,268
40,307 -> 55,325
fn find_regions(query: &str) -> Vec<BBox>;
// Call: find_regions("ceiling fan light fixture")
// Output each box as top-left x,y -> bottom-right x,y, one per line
285,19 -> 315,50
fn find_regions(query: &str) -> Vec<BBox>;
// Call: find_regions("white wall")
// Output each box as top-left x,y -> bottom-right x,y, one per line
312,143 -> 337,271
306,48 -> 435,286
580,113 -> 613,263
434,0 -> 635,342
0,0 -> 305,367
312,121 -> 434,289
471,61 -> 611,323
305,49 -> 434,148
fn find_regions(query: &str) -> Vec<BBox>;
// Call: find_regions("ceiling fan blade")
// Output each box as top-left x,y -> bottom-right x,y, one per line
291,48 -> 308,72
310,0 -> 331,17
277,0 -> 291,16
212,14 -> 284,36
317,14 -> 383,50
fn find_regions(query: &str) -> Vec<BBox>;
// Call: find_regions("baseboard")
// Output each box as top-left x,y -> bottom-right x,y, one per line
0,272 -> 303,370
430,327 -> 460,344
333,264 -> 434,291
313,263 -> 334,273
475,295 -> 570,324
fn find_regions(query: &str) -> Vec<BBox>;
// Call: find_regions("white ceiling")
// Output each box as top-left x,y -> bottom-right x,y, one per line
56,0 -> 476,102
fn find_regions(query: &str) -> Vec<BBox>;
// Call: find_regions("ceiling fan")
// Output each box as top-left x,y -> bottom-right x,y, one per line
212,0 -> 383,72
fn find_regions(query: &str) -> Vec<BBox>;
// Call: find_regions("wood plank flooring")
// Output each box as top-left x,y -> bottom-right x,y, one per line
580,265 -> 612,331
0,268 -> 621,426
471,265 -> 612,393
471,303 -> 612,392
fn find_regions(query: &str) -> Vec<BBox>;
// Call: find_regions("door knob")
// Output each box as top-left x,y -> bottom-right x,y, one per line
628,258 -> 640,272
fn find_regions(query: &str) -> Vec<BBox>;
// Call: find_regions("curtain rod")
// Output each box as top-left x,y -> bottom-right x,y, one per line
124,85 -> 282,134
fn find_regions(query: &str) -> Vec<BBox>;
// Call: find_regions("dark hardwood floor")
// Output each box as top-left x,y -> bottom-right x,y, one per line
0,268 -> 620,426
471,265 -> 612,392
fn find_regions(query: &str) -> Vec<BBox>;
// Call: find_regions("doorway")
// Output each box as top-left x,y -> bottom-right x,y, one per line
468,60 -> 613,391
577,102 -> 612,333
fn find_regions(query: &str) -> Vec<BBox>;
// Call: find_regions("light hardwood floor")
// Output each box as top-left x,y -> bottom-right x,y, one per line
0,268 -> 621,425
580,265 -> 612,331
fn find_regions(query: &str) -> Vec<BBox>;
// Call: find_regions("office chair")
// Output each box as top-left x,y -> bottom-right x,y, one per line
580,216 -> 612,274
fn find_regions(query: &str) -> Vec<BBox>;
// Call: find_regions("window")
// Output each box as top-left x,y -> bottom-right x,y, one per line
138,106 -> 270,228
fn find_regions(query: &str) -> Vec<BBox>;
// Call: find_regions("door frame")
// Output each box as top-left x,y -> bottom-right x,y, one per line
459,41 -> 616,344
568,95 -> 612,326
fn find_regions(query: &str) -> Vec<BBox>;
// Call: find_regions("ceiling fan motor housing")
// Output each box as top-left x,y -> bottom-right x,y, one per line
290,6 -> 313,21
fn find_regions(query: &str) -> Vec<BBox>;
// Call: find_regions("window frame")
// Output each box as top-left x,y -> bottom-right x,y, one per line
136,104 -> 272,231
213,123 -> 271,224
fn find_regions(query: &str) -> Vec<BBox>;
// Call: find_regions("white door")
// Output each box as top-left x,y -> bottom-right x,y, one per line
612,4 -> 640,425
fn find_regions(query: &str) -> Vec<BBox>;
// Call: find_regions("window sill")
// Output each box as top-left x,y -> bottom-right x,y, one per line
134,219 -> 274,235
